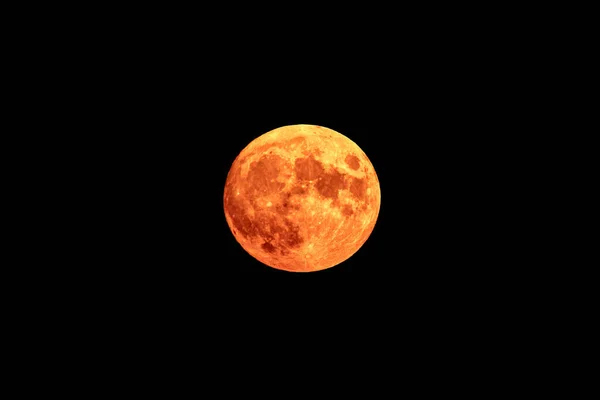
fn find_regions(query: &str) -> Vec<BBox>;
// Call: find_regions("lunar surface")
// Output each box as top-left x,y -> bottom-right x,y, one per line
223,124 -> 381,272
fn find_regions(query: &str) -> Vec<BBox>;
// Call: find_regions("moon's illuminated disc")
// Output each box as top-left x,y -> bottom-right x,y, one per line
223,124 -> 381,272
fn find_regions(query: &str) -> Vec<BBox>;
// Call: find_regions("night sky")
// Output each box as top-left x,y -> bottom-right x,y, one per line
80,12 -> 523,345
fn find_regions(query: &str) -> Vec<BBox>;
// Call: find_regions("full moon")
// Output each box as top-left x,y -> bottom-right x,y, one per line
223,124 -> 381,272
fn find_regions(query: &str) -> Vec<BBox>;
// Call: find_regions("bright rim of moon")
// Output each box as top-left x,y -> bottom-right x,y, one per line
223,124 -> 381,272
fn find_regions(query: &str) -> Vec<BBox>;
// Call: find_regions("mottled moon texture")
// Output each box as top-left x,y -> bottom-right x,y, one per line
223,125 -> 381,272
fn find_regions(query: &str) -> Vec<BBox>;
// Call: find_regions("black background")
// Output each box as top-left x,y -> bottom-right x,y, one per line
6,5 -> 568,391
74,14 -> 527,310
93,46 -> 518,321
8,3 -> 571,390
37,5 -> 548,371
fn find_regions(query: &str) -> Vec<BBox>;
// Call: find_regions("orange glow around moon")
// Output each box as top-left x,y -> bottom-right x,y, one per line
223,124 -> 381,272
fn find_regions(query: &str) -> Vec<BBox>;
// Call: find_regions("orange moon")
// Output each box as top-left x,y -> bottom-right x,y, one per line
223,124 -> 381,272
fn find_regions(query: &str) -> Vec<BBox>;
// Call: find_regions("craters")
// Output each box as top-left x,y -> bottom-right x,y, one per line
345,154 -> 360,170
295,155 -> 324,181
315,169 -> 347,200
349,177 -> 368,200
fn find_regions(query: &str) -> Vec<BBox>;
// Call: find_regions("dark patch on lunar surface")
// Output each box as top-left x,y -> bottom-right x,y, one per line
261,241 -> 277,253
349,177 -> 368,200
290,186 -> 307,196
295,155 -> 324,181
281,219 -> 304,248
316,169 -> 346,200
342,204 -> 354,216
247,154 -> 286,195
345,154 -> 360,170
